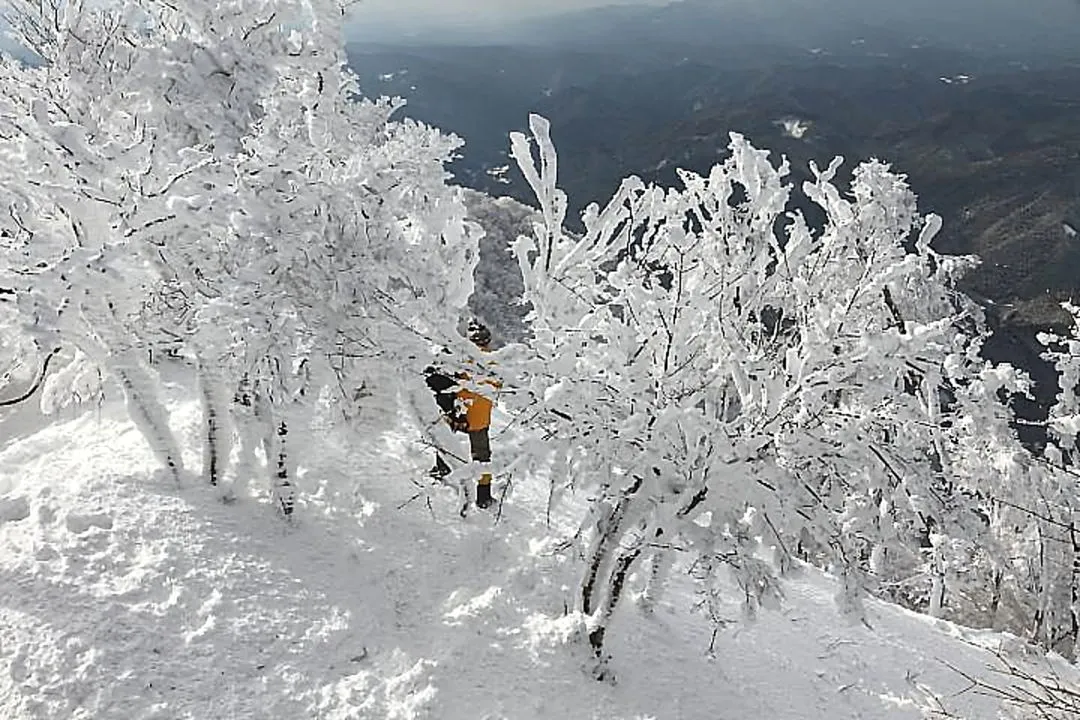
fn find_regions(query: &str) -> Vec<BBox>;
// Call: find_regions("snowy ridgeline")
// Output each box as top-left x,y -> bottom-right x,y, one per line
1,390 -> 1078,720
2,2 -> 1080,719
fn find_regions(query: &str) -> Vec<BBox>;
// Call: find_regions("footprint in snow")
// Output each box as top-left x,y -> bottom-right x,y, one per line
0,495 -> 31,524
64,511 -> 114,534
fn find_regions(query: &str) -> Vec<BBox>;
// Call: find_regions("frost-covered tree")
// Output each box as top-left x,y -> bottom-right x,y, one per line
0,0 -> 481,509
0,0 -> 288,478
0,299 -> 53,409
461,187 -> 538,344
503,114 -> 1040,665
1041,304 -> 1080,465
1011,304 -> 1080,656
903,300 -> 1080,658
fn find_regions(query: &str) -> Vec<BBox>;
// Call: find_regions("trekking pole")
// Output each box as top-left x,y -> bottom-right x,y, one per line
495,399 -> 574,438
415,434 -> 470,465
494,473 -> 514,525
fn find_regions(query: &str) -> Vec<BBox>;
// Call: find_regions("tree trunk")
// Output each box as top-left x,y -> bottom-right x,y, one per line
1070,519 -> 1080,659
273,419 -> 295,517
197,359 -> 231,487
252,389 -> 295,518
231,375 -> 257,500
928,541 -> 946,618
639,545 -> 673,613
115,360 -> 183,482
989,567 -> 1004,628
589,539 -> 645,659
581,500 -> 616,616
586,479 -> 707,661
1032,523 -> 1048,646
581,475 -> 643,615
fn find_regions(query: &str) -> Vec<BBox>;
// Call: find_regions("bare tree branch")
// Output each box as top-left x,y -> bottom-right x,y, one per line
0,346 -> 59,408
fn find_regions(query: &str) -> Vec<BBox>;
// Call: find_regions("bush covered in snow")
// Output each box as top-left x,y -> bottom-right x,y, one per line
502,114 -> 1080,663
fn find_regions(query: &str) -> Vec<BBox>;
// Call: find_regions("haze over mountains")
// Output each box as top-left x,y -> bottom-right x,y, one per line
347,0 -> 1080,339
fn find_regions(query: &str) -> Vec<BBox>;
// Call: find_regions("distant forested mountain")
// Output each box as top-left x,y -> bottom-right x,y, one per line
348,0 -> 1080,414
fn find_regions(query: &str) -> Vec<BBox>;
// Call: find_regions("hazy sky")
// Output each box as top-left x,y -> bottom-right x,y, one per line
347,0 -> 672,34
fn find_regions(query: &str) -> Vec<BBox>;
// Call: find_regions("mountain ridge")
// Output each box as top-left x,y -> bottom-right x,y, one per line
349,5 -> 1080,333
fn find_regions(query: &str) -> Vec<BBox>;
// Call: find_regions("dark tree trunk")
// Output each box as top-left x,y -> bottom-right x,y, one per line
197,360 -> 229,487
115,364 -> 182,482
274,419 -> 294,517
582,475 -> 643,615
588,542 -> 644,659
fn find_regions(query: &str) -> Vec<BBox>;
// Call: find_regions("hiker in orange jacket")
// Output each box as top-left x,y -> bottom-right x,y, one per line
459,320 -> 500,508
424,320 -> 501,509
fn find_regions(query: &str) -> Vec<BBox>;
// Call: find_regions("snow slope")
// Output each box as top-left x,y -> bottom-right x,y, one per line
1,378 -> 1077,719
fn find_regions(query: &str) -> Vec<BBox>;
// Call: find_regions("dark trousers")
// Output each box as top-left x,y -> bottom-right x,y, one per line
432,427 -> 490,478
470,428 -> 493,505
468,428 -> 491,464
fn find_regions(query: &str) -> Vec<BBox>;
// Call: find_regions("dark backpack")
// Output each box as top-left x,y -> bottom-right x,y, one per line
424,367 -> 460,417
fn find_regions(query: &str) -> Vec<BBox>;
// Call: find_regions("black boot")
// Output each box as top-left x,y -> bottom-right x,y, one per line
475,481 -> 493,509
429,455 -> 451,479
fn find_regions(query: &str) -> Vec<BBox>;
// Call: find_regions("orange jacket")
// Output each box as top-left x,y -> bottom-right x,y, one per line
457,367 -> 500,432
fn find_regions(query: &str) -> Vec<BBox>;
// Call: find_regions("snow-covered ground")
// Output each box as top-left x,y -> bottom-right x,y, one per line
1,377 -> 1077,719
